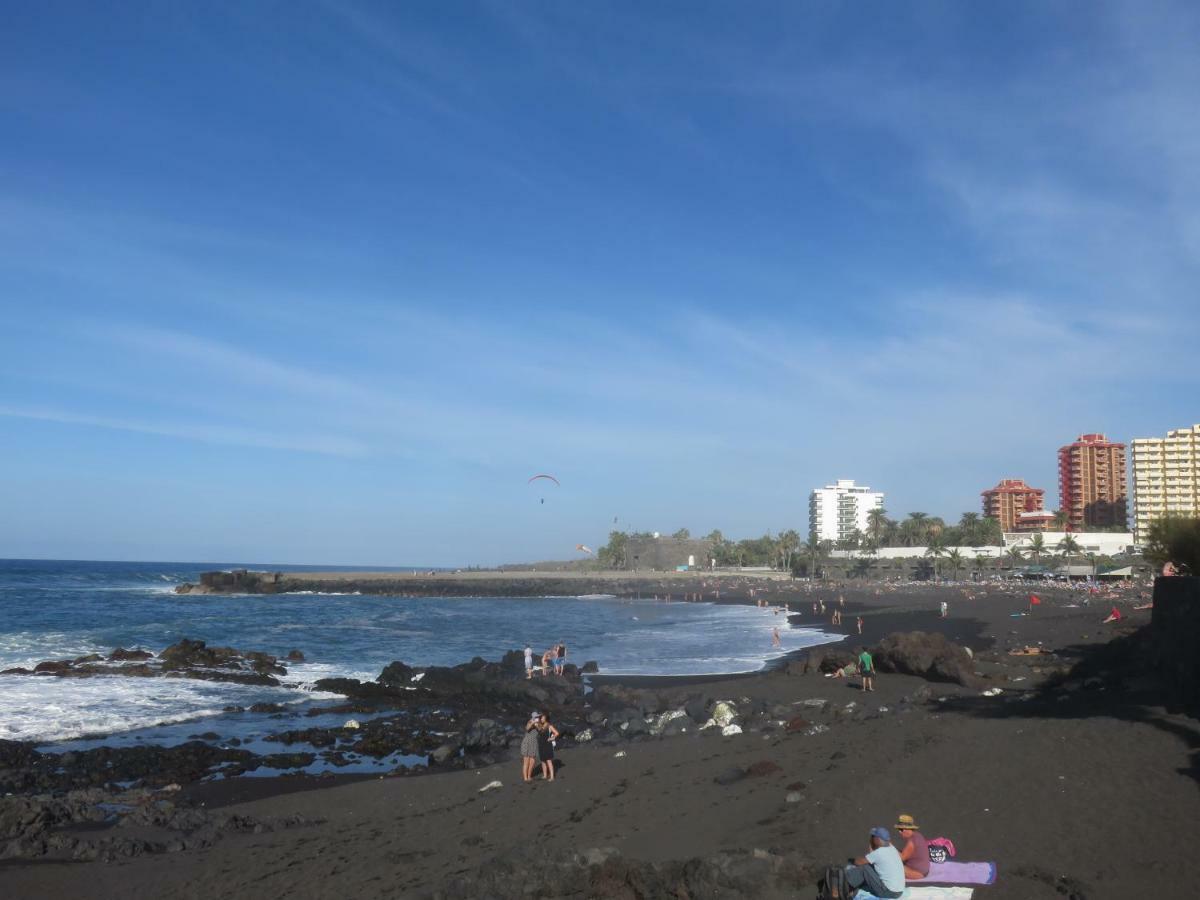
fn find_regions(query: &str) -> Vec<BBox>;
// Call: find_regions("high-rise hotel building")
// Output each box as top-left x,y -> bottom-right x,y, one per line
1057,433 -> 1127,531
1131,424 -> 1200,542
809,479 -> 884,544
982,478 -> 1052,532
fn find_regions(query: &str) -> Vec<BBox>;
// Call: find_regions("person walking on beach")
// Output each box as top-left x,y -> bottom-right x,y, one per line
524,645 -> 534,680
856,616 -> 864,635
858,646 -> 875,692
537,713 -> 560,781
520,713 -> 541,782
772,627 -> 781,648
940,600 -> 948,619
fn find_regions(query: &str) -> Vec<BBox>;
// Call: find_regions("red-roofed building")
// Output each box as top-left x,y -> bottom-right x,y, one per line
1058,433 -> 1127,531
982,479 -> 1047,532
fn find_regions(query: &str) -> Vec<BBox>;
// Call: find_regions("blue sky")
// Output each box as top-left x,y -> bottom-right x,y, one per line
2,2 -> 1197,565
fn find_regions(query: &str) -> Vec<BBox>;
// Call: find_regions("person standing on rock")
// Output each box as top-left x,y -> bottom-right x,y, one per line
858,646 -> 875,692
520,713 -> 542,782
524,645 -> 534,680
537,713 -> 560,781
555,642 -> 567,676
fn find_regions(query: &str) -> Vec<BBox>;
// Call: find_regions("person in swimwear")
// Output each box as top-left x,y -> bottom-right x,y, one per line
894,814 -> 930,881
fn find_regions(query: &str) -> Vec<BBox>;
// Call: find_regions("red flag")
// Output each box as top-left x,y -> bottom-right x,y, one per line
1029,594 -> 1041,606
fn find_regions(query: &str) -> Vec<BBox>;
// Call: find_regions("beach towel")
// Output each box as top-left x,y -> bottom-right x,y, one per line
924,861 -> 997,885
853,888 -> 973,900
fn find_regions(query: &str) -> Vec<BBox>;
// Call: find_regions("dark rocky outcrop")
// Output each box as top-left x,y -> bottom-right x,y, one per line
5,639 -> 287,687
872,631 -> 977,686
109,648 -> 153,662
0,787 -> 319,863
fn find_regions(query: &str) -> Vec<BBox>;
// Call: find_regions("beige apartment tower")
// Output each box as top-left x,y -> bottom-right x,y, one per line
1131,424 -> 1200,542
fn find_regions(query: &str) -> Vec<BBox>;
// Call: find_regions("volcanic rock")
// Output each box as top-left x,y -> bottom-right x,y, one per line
872,631 -> 978,685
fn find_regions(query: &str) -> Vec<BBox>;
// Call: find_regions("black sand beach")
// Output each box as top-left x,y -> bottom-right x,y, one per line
2,577 -> 1194,900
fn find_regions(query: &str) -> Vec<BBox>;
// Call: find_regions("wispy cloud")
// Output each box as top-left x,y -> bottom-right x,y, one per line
0,405 -> 367,457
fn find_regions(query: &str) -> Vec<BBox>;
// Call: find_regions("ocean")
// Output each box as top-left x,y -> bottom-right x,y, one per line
0,559 -> 839,748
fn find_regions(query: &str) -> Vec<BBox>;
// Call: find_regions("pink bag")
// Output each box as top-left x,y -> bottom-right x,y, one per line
927,837 -> 956,863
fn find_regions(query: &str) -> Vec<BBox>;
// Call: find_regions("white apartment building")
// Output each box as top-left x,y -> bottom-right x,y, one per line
1131,424 -> 1200,541
809,479 -> 884,544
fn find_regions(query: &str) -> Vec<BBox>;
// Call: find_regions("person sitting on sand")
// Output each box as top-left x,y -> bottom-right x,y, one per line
520,713 -> 542,782
831,660 -> 859,679
1103,606 -> 1122,624
894,814 -> 930,880
842,827 -> 906,899
537,713 -> 560,781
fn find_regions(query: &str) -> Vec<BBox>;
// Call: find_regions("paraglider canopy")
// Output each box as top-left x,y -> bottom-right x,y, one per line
528,473 -> 559,504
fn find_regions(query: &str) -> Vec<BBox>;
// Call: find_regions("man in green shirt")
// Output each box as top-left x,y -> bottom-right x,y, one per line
858,647 -> 875,692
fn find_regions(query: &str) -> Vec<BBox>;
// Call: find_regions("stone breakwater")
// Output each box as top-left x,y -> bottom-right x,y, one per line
173,568 -> 790,597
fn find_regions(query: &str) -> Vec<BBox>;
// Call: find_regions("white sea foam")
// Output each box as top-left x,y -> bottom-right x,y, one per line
0,675 -> 314,743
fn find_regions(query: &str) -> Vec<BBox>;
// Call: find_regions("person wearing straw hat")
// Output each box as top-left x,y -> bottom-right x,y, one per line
895,813 -> 930,880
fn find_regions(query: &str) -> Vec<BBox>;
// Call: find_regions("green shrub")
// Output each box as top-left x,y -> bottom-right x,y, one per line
1143,516 -> 1200,575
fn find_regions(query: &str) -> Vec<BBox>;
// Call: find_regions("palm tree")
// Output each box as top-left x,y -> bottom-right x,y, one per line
778,529 -> 801,572
867,508 -> 889,547
958,512 -> 981,546
1005,545 -> 1026,573
1051,509 -> 1069,531
972,553 -> 992,578
901,512 -> 930,547
924,541 -> 947,580
945,548 -> 965,581
1026,533 -> 1047,565
799,538 -> 830,578
1057,533 -> 1082,568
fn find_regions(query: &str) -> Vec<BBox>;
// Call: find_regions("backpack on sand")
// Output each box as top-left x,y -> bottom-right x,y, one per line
818,864 -> 848,900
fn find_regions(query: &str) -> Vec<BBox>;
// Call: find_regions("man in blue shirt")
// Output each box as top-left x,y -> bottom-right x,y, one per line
844,826 -> 906,898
